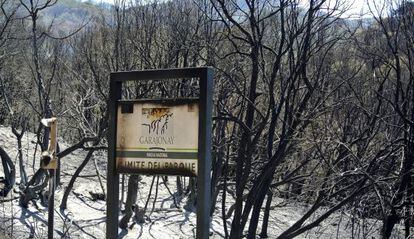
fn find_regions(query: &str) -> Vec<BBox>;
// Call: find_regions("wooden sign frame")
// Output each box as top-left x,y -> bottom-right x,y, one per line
107,67 -> 213,239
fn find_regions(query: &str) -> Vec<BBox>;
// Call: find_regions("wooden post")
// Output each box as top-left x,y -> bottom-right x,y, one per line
197,68 -> 214,239
40,117 -> 57,239
106,78 -> 121,239
48,169 -> 55,239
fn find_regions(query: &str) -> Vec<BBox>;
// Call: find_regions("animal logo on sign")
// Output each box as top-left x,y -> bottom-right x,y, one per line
142,108 -> 173,135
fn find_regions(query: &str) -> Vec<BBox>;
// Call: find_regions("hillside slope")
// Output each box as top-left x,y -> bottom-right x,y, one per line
0,126 -> 402,238
38,0 -> 109,34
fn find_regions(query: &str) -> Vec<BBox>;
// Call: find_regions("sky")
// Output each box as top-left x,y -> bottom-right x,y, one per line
298,0 -> 378,18
95,0 -> 115,3
81,0 -> 115,4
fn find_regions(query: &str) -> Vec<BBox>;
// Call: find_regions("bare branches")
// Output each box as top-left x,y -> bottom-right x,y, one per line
1,0 -> 414,237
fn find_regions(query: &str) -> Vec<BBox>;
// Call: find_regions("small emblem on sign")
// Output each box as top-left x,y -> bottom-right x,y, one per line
141,108 -> 173,135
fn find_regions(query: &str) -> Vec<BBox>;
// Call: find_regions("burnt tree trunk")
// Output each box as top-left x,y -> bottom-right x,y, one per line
60,150 -> 95,210
259,190 -> 273,238
12,126 -> 28,187
119,175 -> 141,228
382,209 -> 399,239
0,147 -> 15,197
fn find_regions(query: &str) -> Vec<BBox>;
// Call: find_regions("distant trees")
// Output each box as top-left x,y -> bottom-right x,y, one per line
0,0 -> 19,123
360,0 -> 414,237
0,0 -> 19,197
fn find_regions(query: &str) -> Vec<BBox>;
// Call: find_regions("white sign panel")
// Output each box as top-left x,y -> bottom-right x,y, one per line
116,100 -> 199,176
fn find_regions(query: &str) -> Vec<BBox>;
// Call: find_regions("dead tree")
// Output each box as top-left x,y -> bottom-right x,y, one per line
362,1 -> 414,237
18,0 -> 57,206
119,175 -> 141,229
0,147 -> 15,197
11,116 -> 29,188
210,0 -> 377,237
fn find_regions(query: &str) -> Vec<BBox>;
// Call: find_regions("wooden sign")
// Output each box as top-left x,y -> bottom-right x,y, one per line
107,67 -> 213,239
116,99 -> 199,176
